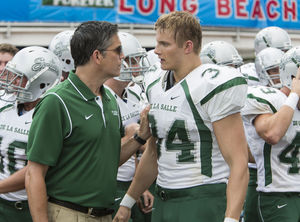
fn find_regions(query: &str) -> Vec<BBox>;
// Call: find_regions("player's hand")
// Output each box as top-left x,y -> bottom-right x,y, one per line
137,189 -> 154,213
112,206 -> 131,222
138,105 -> 151,140
125,123 -> 139,138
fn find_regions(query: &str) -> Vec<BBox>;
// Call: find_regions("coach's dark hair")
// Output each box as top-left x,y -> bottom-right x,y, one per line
71,21 -> 118,67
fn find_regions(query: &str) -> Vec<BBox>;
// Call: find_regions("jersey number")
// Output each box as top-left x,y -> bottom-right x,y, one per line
0,136 -> 27,174
149,115 -> 195,163
278,144 -> 300,174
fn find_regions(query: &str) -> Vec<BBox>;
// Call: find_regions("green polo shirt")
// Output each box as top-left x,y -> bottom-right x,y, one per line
27,72 -> 123,208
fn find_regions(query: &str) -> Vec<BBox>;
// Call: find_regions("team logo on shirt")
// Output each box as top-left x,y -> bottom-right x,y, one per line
112,110 -> 119,116
0,124 -> 29,136
151,103 -> 177,112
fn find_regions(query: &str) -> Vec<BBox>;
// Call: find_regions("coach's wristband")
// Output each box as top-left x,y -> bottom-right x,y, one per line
120,194 -> 136,209
284,92 -> 299,110
224,218 -> 239,222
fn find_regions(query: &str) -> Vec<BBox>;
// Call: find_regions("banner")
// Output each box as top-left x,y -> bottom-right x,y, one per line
1,0 -> 300,29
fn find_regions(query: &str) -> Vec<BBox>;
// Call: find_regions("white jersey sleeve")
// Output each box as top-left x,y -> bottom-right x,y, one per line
242,86 -> 287,123
186,64 -> 248,122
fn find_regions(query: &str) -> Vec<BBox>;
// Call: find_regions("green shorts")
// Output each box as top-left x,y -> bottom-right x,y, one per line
152,183 -> 226,222
0,197 -> 32,222
113,181 -> 153,222
244,168 -> 260,222
258,192 -> 300,222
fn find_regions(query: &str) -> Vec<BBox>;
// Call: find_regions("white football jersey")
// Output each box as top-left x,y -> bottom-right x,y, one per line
242,85 -> 300,192
0,102 -> 32,201
239,63 -> 263,86
145,64 -> 248,189
106,84 -> 143,181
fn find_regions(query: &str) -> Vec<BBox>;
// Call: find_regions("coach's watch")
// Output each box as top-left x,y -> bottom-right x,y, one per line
133,133 -> 147,145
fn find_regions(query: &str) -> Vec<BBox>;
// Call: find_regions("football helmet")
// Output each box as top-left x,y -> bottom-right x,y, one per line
116,32 -> 150,84
200,41 -> 243,67
280,46 -> 300,89
254,26 -> 292,54
239,63 -> 263,86
255,47 -> 284,88
147,49 -> 160,66
49,30 -> 75,73
0,46 -> 62,102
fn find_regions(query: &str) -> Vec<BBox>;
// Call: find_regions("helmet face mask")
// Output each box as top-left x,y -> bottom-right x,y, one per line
254,26 -> 292,54
0,46 -> 62,103
280,46 -> 300,89
116,32 -> 150,84
255,47 -> 284,88
200,41 -> 243,68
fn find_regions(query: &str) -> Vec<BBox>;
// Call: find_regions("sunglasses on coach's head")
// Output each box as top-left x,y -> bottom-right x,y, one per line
103,46 -> 123,56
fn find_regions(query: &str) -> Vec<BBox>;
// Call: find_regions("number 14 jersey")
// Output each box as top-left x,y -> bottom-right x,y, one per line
145,64 -> 248,189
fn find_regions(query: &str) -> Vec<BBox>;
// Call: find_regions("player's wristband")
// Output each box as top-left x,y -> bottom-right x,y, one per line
284,92 -> 299,110
120,194 -> 136,209
133,133 -> 147,145
224,217 -> 239,222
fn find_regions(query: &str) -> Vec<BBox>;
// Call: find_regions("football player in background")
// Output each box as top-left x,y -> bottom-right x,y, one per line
114,11 -> 249,222
241,46 -> 300,222
200,40 -> 243,68
105,31 -> 154,222
242,46 -> 284,222
242,26 -> 292,222
0,43 -> 19,96
49,30 -> 75,81
0,46 -> 61,222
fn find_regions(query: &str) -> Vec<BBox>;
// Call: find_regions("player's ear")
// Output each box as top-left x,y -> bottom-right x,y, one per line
184,40 -> 194,54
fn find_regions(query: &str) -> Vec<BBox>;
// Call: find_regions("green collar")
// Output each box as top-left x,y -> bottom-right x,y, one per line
68,71 -> 110,102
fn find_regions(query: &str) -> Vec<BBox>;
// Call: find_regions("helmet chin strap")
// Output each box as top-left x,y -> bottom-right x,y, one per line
132,75 -> 144,85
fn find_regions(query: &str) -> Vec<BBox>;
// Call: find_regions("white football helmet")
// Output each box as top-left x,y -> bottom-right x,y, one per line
239,63 -> 263,86
200,41 -> 243,67
49,30 -> 75,72
116,32 -> 150,84
255,47 -> 284,88
0,46 -> 62,102
280,46 -> 300,89
254,26 -> 292,54
147,49 -> 160,66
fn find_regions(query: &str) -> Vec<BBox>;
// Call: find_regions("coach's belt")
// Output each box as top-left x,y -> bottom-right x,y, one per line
48,197 -> 114,217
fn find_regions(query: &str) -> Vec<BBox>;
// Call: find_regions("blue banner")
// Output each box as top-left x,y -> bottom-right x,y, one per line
1,0 -> 300,29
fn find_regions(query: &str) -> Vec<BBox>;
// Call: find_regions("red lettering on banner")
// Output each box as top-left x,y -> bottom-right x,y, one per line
137,0 -> 155,15
267,0 -> 280,20
235,0 -> 249,19
181,0 -> 198,14
159,0 -> 176,14
283,0 -> 297,21
250,0 -> 265,19
216,0 -> 232,18
119,0 -> 134,13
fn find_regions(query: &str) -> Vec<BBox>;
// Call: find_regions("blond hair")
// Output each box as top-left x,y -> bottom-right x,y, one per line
155,11 -> 202,54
